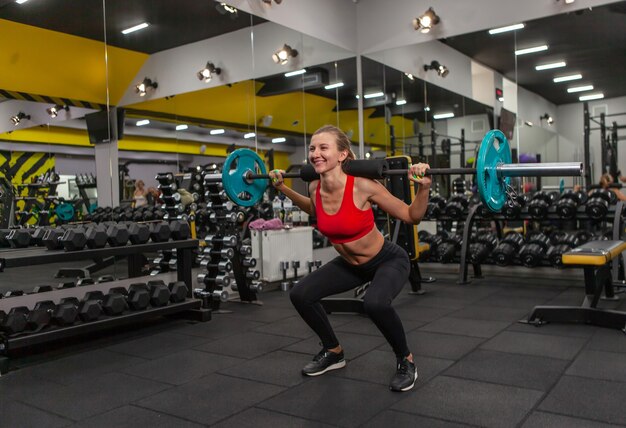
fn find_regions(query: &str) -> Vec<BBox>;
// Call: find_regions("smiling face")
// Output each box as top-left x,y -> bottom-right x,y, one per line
309,132 -> 348,174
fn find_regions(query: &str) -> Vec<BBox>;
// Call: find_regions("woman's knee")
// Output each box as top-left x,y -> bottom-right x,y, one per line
362,295 -> 391,316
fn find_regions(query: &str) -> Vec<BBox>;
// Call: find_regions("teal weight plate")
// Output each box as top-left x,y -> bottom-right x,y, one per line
222,149 -> 268,207
55,203 -> 75,221
476,130 -> 511,212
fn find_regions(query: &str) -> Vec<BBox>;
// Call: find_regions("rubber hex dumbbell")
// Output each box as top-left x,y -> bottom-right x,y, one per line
127,283 -> 150,310
1,306 -> 29,334
26,300 -> 56,330
60,227 -> 87,251
444,195 -> 468,218
170,220 -> 191,240
150,222 -> 171,242
468,233 -> 498,264
127,223 -> 151,245
528,191 -> 554,219
82,290 -> 127,317
32,285 -> 54,293
7,228 -> 31,248
85,224 -> 108,249
547,244 -> 573,268
556,190 -> 587,219
426,195 -> 446,218
434,235 -> 463,263
147,280 -> 171,307
168,281 -> 188,303
107,224 -> 129,247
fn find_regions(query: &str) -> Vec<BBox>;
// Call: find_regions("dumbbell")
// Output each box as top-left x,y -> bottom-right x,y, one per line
127,223 -> 151,245
162,203 -> 186,214
170,220 -> 191,240
241,257 -> 256,267
0,306 -> 29,334
586,189 -> 615,220
206,201 -> 234,211
162,193 -> 182,204
197,273 -> 231,287
556,190 -> 587,219
426,195 -> 446,218
85,224 -> 108,249
291,261 -> 301,285
194,287 -> 229,303
146,280 -> 172,307
25,300 -> 76,329
519,233 -> 550,267
32,285 -> 54,293
204,247 -> 235,259
150,222 -> 171,242
434,235 -> 462,263
60,227 -> 88,251
444,195 -> 469,218
106,224 -> 129,247
127,283 -> 150,310
204,234 -> 238,247
209,212 -> 244,223
492,232 -> 524,266
0,229 -> 11,247
246,269 -> 261,280
528,191 -> 555,219
159,183 -> 178,195
156,172 -> 175,183
239,245 -> 252,256
417,231 -> 444,261
279,261 -> 291,291
200,259 -> 233,272
82,290 -> 128,317
163,213 -> 189,222
249,281 -> 264,293
168,281 -> 188,303
467,233 -> 498,264
7,228 -> 31,248
4,290 -> 24,298
547,244 -> 573,268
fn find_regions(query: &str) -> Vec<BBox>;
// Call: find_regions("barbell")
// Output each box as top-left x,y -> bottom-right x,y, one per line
206,130 -> 582,212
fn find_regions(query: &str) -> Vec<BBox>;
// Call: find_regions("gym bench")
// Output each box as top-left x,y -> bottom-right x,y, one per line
524,240 -> 626,332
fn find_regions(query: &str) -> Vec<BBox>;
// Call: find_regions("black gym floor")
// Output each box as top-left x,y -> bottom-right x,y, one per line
2,263 -> 626,427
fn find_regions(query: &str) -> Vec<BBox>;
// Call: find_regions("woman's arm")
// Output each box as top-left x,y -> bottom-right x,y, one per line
361,163 -> 431,224
269,169 -> 316,215
610,188 -> 626,201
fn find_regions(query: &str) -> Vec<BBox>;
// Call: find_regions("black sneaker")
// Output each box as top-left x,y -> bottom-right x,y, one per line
389,357 -> 418,392
301,348 -> 346,376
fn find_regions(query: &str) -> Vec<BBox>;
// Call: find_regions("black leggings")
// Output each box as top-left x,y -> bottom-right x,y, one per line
290,240 -> 411,359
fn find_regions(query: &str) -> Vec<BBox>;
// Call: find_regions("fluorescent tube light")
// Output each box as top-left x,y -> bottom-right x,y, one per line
488,23 -> 524,35
567,85 -> 594,93
579,93 -> 604,101
324,82 -> 344,90
433,112 -> 454,120
136,119 -> 150,127
364,91 -> 384,99
175,124 -> 188,131
535,61 -> 566,70
284,69 -> 306,77
244,132 -> 256,139
122,22 -> 149,35
272,137 -> 286,143
210,129 -> 225,135
553,74 -> 582,83
515,45 -> 548,55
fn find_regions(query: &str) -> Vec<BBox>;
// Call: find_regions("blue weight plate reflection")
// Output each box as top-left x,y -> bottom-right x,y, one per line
222,149 -> 268,207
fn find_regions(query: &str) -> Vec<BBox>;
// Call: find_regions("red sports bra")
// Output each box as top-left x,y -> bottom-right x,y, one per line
315,175 -> 375,244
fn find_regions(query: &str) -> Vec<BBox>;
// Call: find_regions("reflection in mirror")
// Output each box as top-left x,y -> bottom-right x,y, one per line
0,1 -> 104,228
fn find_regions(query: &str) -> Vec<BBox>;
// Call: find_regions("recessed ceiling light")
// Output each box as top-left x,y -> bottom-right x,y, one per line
363,92 -> 385,99
433,112 -> 454,120
567,85 -> 594,93
272,137 -> 286,143
515,45 -> 548,55
136,119 -> 150,126
122,22 -> 149,35
579,93 -> 604,101
244,132 -> 256,139
176,124 -> 188,131
396,99 -> 407,106
488,23 -> 524,35
284,69 -> 306,77
210,129 -> 225,135
325,82 -> 344,90
554,74 -> 582,83
535,61 -> 566,70
15,0 -> 29,4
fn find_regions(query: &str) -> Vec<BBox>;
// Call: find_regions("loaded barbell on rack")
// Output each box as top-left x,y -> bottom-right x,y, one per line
209,130 -> 582,211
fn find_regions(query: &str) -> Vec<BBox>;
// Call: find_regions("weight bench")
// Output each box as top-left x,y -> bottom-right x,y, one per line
524,240 -> 626,332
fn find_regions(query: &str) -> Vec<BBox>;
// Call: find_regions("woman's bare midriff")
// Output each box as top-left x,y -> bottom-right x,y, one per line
332,226 -> 385,265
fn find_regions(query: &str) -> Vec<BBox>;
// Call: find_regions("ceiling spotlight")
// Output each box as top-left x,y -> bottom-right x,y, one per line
413,7 -> 440,33
272,44 -> 298,65
197,62 -> 222,83
423,60 -> 449,78
272,137 -> 286,143
46,104 -> 69,118
396,99 -> 407,106
135,77 -> 158,97
10,112 -> 30,126
540,113 -> 554,125
215,2 -> 238,18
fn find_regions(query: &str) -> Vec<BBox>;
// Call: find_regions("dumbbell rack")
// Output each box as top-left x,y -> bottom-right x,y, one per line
0,239 -> 209,373
455,200 -> 626,284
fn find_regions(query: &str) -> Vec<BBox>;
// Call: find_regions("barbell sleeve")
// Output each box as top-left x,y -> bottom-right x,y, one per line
496,162 -> 583,177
